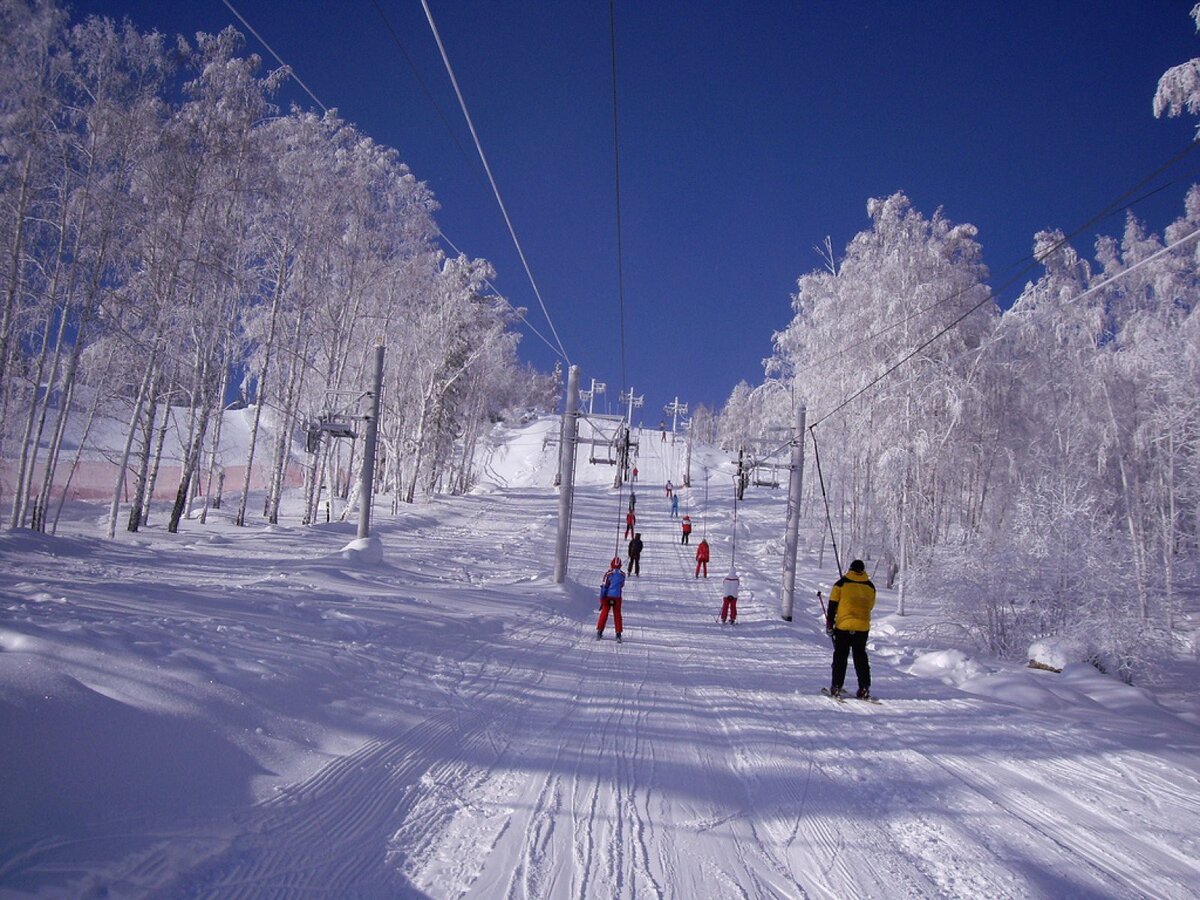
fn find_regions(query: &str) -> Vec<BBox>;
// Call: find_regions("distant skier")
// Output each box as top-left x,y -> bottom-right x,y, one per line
670,494 -> 679,517
720,569 -> 740,624
625,509 -> 636,539
628,532 -> 643,576
665,480 -> 674,498
632,466 -> 639,483
826,559 -> 876,699
681,514 -> 692,545
628,490 -> 637,513
660,420 -> 666,442
694,538 -> 710,578
597,557 -> 626,641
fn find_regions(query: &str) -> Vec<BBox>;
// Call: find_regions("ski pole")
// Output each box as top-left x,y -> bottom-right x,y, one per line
818,590 -> 836,644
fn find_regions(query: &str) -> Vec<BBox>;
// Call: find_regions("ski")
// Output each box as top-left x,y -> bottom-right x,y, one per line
854,695 -> 882,705
820,687 -> 846,703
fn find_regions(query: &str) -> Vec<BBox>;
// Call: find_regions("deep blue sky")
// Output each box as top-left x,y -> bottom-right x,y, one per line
71,1 -> 1200,422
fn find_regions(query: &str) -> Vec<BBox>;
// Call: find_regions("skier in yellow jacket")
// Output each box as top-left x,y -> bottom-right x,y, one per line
825,559 -> 876,699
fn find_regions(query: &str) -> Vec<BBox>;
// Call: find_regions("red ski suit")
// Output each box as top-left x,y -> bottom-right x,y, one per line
694,539 -> 710,577
597,566 -> 625,635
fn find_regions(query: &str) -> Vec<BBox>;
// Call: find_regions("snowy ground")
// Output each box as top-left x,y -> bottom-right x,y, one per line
2,419 -> 1199,897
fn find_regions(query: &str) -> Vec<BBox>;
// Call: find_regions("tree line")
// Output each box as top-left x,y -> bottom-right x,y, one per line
719,28 -> 1200,678
0,1 -> 557,537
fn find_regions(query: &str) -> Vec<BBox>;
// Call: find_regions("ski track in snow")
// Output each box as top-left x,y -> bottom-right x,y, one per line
2,424 -> 1200,897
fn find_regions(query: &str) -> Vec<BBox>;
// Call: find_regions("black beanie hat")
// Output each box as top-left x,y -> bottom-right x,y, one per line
849,559 -> 865,573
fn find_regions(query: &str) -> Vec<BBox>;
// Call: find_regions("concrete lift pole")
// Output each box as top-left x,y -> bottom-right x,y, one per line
780,402 -> 807,621
356,343 -> 385,540
554,365 -> 581,584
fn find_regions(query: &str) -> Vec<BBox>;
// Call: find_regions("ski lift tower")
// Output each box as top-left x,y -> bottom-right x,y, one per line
579,378 -> 606,416
620,387 -> 643,425
664,397 -> 688,444
303,343 -> 385,540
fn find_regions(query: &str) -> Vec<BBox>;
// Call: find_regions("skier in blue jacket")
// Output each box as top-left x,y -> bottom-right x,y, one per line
597,557 -> 626,641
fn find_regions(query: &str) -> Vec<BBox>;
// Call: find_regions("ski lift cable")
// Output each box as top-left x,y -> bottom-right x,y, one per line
808,426 -> 843,576
810,217 -> 1200,431
1061,222 -> 1200,307
796,136 -> 1200,396
368,0 -> 491,198
730,473 -> 739,570
800,238 -> 1200,574
609,0 -> 630,397
437,230 -> 567,360
419,0 -> 572,366
798,173 -> 1195,381
220,2 -> 568,365
222,0 -> 328,113
611,417 -> 629,560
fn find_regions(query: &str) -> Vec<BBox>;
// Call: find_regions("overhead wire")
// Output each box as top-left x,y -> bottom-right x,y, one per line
807,135 -> 1200,429
436,230 -> 568,361
419,0 -> 572,365
596,0 -> 632,563
808,427 -> 843,577
609,0 -> 630,396
219,1 -> 567,363
1061,222 -> 1200,308
222,0 -> 329,113
803,138 -> 1200,568
795,137 -> 1200,398
368,0 -> 490,197
371,0 -> 567,359
810,213 -> 1200,431
801,225 -> 1200,571
729,471 -> 738,570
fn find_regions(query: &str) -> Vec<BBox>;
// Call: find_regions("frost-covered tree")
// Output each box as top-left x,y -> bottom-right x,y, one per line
768,193 -> 994,607
1154,4 -> 1200,136
0,2 -> 553,533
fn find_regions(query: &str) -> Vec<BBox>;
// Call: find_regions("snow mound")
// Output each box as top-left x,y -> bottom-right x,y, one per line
339,535 -> 383,565
1028,635 -> 1086,671
908,649 -> 984,683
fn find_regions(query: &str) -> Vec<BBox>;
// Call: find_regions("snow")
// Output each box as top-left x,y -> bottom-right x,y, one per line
2,418 -> 1199,897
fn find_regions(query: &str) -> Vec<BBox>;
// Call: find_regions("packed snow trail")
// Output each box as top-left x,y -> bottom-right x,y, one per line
2,423 -> 1200,896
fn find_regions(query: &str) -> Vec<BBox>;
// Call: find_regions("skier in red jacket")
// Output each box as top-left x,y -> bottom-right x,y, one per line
694,538 -> 710,577
625,510 -> 636,539
681,515 -> 692,545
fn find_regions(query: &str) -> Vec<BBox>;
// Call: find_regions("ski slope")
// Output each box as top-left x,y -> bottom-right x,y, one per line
1,420 -> 1199,897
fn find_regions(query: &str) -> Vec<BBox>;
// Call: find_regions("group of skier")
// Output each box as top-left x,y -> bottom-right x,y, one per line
595,472 -> 877,700
596,477 -> 739,642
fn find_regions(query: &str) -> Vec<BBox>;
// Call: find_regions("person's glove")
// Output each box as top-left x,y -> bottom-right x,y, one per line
825,619 -> 834,637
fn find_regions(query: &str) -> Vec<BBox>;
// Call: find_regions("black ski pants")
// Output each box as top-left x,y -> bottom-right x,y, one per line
628,554 -> 640,575
831,629 -> 870,691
